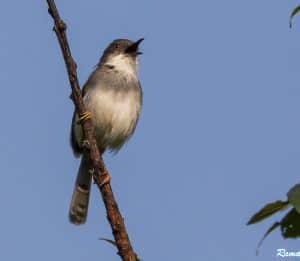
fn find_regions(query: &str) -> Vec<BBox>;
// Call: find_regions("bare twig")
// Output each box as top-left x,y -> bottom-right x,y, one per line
46,1 -> 138,260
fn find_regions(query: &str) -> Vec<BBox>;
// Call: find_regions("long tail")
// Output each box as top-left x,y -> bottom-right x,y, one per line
69,155 -> 92,225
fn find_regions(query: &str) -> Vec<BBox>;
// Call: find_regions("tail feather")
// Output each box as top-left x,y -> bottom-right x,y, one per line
69,155 -> 92,225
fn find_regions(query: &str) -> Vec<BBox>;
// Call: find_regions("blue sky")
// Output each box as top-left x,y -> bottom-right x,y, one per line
1,0 -> 300,260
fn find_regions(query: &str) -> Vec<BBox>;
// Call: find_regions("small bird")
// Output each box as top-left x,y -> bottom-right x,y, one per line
69,38 -> 144,225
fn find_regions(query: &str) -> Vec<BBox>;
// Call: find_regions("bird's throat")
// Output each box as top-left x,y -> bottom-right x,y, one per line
105,54 -> 137,79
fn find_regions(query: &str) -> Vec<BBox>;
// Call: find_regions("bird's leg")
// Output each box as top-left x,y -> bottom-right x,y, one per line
97,147 -> 110,187
82,139 -> 91,150
80,115 -> 93,149
99,169 -> 111,187
91,169 -> 111,187
77,111 -> 93,124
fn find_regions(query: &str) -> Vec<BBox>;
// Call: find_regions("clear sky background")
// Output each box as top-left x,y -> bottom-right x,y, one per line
1,1 -> 300,260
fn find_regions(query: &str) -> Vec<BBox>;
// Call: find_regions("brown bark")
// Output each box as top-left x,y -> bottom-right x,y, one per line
46,1 -> 138,260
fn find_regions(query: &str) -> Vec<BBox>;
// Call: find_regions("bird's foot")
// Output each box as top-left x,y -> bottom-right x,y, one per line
99,170 -> 111,187
82,140 -> 90,150
77,111 -> 92,124
88,168 -> 95,175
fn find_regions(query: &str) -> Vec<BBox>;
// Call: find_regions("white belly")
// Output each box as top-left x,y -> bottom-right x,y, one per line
82,88 -> 141,150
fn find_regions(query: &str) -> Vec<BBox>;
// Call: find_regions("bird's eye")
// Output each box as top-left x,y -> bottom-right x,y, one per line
115,44 -> 119,49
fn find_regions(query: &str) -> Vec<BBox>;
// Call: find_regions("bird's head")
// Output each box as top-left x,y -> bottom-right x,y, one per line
99,38 -> 144,77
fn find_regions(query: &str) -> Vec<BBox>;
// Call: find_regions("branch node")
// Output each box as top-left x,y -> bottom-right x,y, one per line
48,7 -> 53,17
58,19 -> 66,31
69,92 -> 74,101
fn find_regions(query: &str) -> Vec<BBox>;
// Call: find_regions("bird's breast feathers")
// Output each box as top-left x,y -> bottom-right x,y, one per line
83,86 -> 141,149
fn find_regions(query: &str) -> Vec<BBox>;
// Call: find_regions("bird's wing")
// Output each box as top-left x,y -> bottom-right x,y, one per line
70,111 -> 82,157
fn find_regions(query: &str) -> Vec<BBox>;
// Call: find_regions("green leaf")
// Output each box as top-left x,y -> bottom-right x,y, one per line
290,5 -> 300,28
280,208 -> 300,238
247,200 -> 289,225
255,222 -> 280,256
287,184 -> 300,212
253,209 -> 300,254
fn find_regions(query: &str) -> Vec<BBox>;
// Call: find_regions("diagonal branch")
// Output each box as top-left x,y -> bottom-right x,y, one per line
46,1 -> 138,260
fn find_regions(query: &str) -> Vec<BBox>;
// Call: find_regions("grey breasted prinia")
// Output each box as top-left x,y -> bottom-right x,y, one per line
69,38 -> 144,225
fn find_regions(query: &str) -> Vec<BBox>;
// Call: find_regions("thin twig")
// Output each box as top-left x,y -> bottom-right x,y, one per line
46,1 -> 138,260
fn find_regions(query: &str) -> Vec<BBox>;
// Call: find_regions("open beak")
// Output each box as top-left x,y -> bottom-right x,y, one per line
126,38 -> 144,55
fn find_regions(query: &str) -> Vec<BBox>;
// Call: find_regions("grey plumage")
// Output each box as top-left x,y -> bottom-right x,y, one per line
69,154 -> 92,224
69,38 -> 143,225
